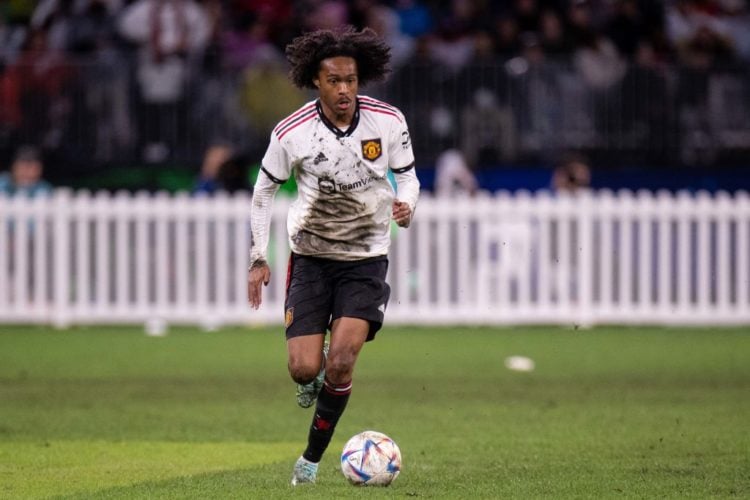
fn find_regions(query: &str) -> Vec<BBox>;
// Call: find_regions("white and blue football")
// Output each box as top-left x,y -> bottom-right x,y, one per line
341,430 -> 402,486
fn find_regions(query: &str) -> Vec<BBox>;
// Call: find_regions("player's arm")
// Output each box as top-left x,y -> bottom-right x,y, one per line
248,132 -> 290,309
248,170 -> 282,308
389,119 -> 420,228
391,163 -> 419,227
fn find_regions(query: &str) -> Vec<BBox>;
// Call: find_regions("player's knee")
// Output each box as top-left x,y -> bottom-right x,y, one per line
288,362 -> 319,384
325,353 -> 356,384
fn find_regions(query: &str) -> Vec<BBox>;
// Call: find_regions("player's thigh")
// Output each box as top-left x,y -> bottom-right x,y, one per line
285,253 -> 332,339
330,317 -> 369,352
331,258 -> 390,340
287,333 -> 326,378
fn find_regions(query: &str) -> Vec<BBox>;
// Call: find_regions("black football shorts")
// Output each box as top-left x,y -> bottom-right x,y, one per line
284,253 -> 390,341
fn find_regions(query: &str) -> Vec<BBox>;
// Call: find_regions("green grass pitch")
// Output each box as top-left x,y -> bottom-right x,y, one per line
0,325 -> 748,499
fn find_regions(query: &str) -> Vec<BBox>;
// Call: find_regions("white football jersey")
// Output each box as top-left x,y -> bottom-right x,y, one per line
259,96 -> 419,261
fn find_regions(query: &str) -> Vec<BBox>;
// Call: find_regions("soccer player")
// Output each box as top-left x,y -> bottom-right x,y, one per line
246,26 -> 419,486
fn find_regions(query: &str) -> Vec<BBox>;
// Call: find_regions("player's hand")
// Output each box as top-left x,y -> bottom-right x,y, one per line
392,200 -> 413,228
248,260 -> 271,310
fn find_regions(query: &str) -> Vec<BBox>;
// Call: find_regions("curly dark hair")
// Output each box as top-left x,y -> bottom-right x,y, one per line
285,26 -> 392,89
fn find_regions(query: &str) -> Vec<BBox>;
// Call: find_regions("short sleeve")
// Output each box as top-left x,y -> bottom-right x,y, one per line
260,132 -> 292,183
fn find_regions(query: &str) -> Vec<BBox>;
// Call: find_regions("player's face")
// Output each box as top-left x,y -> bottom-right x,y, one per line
314,56 -> 358,123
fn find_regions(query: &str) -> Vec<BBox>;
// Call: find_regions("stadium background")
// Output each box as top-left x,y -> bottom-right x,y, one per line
1,0 -> 749,194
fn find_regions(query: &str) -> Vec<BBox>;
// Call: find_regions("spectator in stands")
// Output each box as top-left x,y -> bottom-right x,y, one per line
429,0 -> 483,73
666,0 -> 731,51
514,0 -> 541,33
193,142 -> 252,194
434,149 -> 479,197
302,0 -> 349,31
723,1 -> 750,61
539,8 -> 572,60
567,0 -> 597,49
456,30 -> 517,164
551,153 -> 591,193
0,0 -> 746,182
568,2 -> 628,145
193,142 -> 233,194
118,0 -> 211,163
506,33 -> 562,154
214,152 -> 252,194
678,24 -> 736,67
361,2 -> 415,70
387,36 -> 458,162
0,58 -> 22,137
222,10 -> 272,70
238,44 -> 307,144
31,0 -> 124,53
573,31 -> 627,90
675,23 -> 736,165
4,27 -> 75,151
606,0 -> 648,59
66,0 -> 122,55
493,13 -> 522,60
70,0 -> 134,163
229,0 -> 294,49
0,146 -> 53,197
619,39 -> 670,162
30,0 -> 75,52
0,7 -> 28,66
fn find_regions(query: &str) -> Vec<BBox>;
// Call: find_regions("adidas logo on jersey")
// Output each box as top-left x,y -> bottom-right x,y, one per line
314,152 -> 328,164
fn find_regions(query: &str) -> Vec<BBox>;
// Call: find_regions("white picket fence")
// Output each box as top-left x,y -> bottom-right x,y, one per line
1,189 -> 749,327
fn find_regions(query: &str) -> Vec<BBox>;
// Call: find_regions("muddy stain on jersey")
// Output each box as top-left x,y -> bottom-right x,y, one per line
293,189 -> 384,255
293,161 -> 391,256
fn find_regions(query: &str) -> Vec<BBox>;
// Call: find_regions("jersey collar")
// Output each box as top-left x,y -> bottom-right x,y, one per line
316,98 -> 360,138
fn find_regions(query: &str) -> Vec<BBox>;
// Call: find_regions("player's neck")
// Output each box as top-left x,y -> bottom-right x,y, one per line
319,101 -> 355,128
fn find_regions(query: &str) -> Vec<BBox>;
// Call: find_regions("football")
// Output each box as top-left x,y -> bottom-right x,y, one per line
340,430 -> 402,486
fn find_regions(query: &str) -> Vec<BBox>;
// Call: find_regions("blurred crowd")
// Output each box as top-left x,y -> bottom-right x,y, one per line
0,0 -> 749,190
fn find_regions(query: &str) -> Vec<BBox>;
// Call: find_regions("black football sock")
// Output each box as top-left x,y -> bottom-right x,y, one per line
302,379 -> 352,463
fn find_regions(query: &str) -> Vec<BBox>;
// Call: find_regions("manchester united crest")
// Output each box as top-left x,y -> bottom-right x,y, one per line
361,138 -> 382,161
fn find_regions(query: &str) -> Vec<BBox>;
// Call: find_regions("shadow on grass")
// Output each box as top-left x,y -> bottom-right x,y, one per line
50,463 -> 413,500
